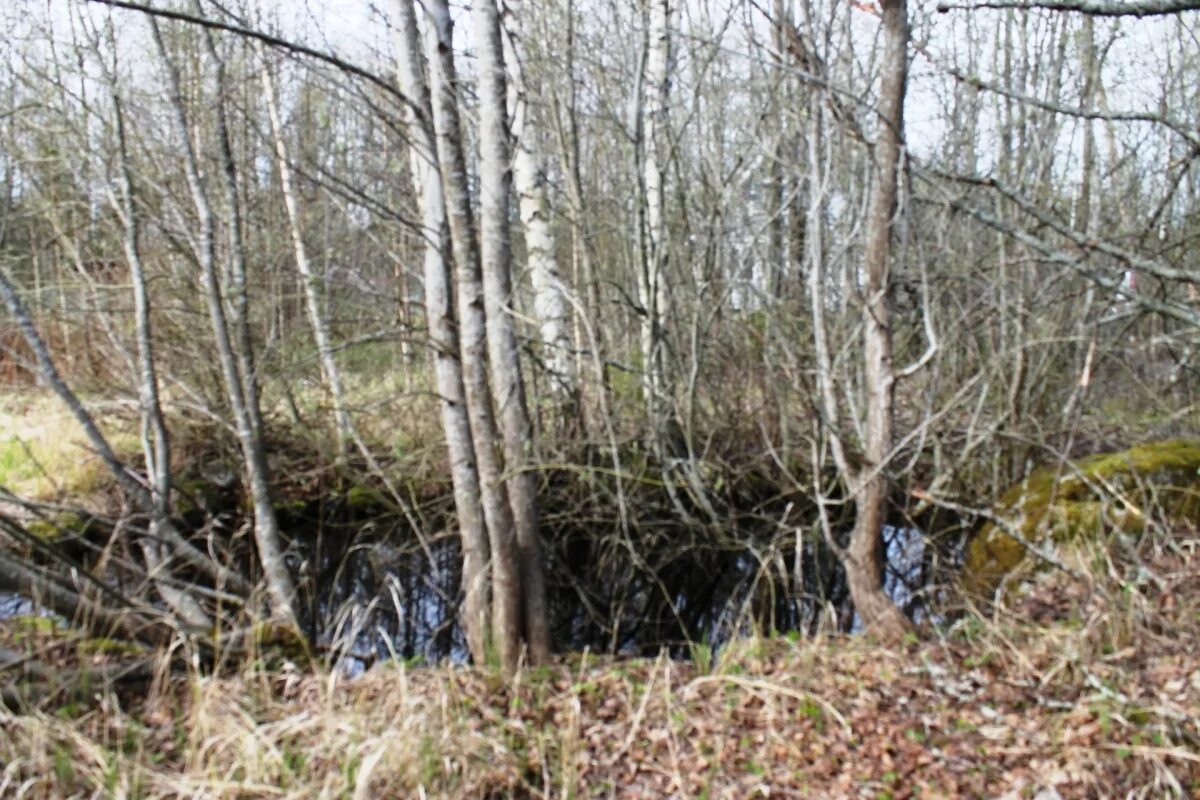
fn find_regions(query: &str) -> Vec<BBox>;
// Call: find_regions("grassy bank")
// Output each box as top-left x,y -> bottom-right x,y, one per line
2,530 -> 1197,799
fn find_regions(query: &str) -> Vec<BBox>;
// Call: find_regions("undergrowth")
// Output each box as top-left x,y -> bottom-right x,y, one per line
2,528 -> 1197,799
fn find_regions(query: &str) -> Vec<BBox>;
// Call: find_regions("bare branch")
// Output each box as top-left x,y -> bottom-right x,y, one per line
936,0 -> 1200,16
913,45 -> 1200,154
915,171 -> 1200,329
84,0 -> 421,117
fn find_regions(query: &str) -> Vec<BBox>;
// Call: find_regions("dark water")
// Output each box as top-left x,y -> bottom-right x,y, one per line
293,516 -> 943,676
0,593 -> 38,618
1,497 -> 953,676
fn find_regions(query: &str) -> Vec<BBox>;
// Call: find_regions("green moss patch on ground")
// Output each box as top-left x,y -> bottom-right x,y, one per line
962,440 -> 1200,598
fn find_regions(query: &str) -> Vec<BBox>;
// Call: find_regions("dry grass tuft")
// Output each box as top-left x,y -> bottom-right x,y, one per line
2,529 -> 1198,798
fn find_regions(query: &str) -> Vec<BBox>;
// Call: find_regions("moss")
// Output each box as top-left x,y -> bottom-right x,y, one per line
173,475 -> 240,515
25,511 -> 92,541
962,440 -> 1200,598
26,519 -> 61,540
274,497 -> 310,517
3,614 -> 63,639
77,637 -> 145,657
3,616 -> 146,657
171,479 -> 203,514
605,360 -> 643,408
344,485 -> 386,509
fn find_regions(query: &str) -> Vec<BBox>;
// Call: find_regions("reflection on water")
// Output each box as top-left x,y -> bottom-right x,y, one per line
0,592 -> 35,618
0,510 -> 950,672
311,523 -> 943,671
885,526 -> 928,619
0,591 -> 60,623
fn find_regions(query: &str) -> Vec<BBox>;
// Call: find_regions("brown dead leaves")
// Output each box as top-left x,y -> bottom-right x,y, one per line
2,540 -> 1198,798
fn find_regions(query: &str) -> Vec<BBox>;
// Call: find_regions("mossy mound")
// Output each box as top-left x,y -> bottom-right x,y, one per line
962,440 -> 1200,599
24,511 -> 93,541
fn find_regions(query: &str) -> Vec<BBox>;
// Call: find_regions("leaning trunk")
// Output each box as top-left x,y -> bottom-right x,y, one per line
153,20 -> 297,625
111,86 -> 211,629
0,265 -> 250,601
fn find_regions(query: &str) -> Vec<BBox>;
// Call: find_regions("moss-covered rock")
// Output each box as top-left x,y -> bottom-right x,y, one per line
248,620 -> 314,667
961,440 -> 1200,599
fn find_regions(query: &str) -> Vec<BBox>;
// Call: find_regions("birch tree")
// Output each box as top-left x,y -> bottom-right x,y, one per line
638,0 -> 675,412
474,0 -> 551,664
391,0 -> 492,666
500,0 -> 576,403
423,0 -> 526,671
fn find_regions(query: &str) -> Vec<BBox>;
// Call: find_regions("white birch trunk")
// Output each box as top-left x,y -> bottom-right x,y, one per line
474,0 -> 551,663
392,0 -> 492,666
423,0 -> 524,673
639,0 -> 674,409
500,0 -> 575,399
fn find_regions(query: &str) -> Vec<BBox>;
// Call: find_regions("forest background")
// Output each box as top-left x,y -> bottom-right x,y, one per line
0,0 -> 1197,796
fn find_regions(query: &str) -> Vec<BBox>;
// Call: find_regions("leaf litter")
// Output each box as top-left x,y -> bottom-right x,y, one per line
0,538 -> 1197,798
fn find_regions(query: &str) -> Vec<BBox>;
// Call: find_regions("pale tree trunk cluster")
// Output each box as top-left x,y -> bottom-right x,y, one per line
393,0 -> 549,672
391,0 -> 492,665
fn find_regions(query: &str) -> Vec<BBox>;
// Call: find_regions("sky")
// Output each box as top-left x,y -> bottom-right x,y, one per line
6,0 -> 1195,188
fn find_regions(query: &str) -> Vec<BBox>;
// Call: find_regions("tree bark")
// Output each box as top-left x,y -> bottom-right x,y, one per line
152,19 -> 297,625
423,0 -> 524,673
110,77 -> 211,629
392,0 -> 492,667
845,0 -> 912,640
500,0 -> 576,402
638,0 -> 674,412
936,0 -> 1200,17
475,0 -> 551,663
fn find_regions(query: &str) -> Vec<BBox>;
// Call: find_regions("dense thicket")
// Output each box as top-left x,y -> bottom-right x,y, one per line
0,0 -> 1196,666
